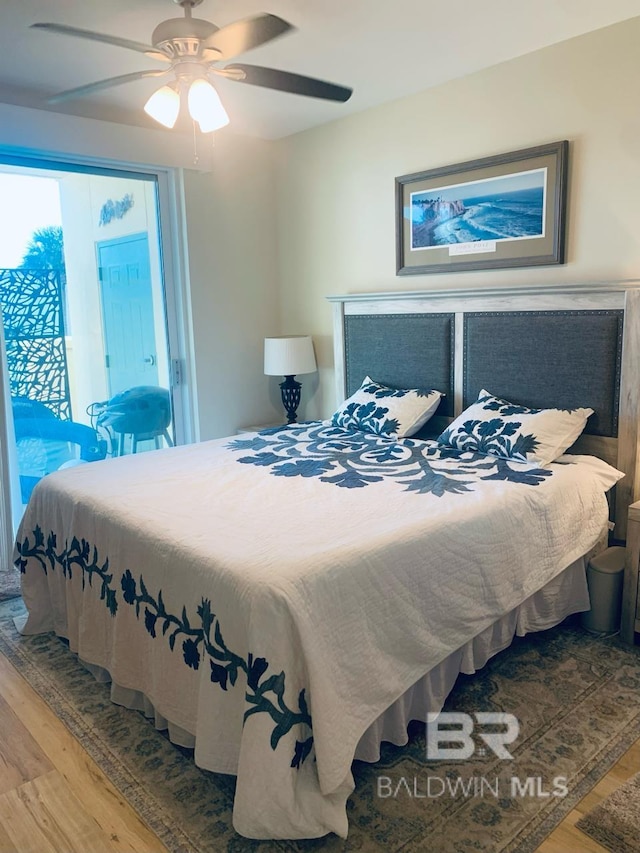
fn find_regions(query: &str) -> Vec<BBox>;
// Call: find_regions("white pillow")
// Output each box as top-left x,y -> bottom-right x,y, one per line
437,389 -> 593,467
331,376 -> 443,438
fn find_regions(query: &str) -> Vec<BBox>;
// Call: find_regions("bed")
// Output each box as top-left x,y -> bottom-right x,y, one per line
13,282 -> 640,840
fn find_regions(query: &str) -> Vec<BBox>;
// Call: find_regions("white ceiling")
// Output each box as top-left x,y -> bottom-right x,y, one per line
2,0 -> 640,140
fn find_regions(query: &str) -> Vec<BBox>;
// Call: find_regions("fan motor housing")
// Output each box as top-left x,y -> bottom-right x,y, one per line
152,17 -> 218,58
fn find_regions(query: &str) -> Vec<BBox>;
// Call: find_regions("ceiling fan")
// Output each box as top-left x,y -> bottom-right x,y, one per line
31,0 -> 353,132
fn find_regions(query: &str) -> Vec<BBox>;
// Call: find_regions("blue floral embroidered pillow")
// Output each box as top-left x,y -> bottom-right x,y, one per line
331,376 -> 443,438
437,389 -> 593,467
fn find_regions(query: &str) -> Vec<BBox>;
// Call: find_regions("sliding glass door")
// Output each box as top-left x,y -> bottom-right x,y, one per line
0,155 -> 187,524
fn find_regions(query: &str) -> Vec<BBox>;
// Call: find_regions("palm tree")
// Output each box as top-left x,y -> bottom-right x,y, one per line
19,225 -> 69,331
19,225 -> 65,271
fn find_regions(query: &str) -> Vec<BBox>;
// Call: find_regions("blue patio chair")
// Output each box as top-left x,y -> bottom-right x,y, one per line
95,386 -> 173,455
13,407 -> 107,503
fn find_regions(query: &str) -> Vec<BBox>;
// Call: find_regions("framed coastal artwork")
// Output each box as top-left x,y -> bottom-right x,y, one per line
395,140 -> 568,275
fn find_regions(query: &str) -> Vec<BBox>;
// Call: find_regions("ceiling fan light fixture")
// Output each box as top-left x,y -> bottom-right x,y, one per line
187,78 -> 230,132
144,84 -> 180,128
33,7 -> 353,137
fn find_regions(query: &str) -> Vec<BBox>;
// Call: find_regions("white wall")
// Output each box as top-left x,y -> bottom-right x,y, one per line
274,16 -> 640,420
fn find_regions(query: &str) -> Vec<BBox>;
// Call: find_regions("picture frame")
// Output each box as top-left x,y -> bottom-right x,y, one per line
395,140 -> 568,276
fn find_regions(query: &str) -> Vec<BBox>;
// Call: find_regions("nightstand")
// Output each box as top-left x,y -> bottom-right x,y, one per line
236,423 -> 285,435
621,500 -> 640,644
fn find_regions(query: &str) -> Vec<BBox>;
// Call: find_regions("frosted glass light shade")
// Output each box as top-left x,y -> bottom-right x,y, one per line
264,336 -> 317,376
188,79 -> 230,132
144,85 -> 180,128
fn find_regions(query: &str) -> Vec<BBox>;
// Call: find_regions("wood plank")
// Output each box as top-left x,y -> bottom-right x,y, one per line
575,773 -> 625,815
536,809 -> 610,852
606,739 -> 640,778
332,299 -> 346,406
0,692 -> 53,796
0,817 -> 15,853
622,502 -> 640,643
331,280 -> 636,310
541,737 -> 640,850
0,770 -> 116,853
570,435 -> 618,468
0,653 -> 167,853
616,289 -> 640,539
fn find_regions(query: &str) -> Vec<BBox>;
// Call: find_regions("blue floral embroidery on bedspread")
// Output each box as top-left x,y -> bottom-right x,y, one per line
14,423 -> 558,770
14,532 -> 313,768
226,421 -> 553,493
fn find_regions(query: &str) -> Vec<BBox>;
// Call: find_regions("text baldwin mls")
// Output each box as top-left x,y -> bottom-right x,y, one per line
377,775 -> 569,799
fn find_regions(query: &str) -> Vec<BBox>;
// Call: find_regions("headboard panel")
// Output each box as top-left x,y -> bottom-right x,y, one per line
329,282 -> 640,538
463,310 -> 623,436
344,313 -> 454,416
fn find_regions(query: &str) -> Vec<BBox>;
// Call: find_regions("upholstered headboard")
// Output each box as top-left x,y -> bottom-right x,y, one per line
328,282 -> 640,539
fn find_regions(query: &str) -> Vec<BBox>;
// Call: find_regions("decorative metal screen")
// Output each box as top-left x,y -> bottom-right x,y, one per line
0,268 -> 71,420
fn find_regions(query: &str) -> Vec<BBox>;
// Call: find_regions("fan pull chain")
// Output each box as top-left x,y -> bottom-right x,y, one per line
191,123 -> 216,166
192,120 -> 199,166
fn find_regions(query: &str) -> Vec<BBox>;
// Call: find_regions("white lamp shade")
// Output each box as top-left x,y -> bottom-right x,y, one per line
264,336 -> 317,376
188,79 -> 230,133
144,85 -> 180,128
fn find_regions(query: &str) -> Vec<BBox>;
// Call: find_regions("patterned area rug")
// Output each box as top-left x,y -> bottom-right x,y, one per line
1,597 -> 639,853
0,566 -> 21,602
576,771 -> 640,853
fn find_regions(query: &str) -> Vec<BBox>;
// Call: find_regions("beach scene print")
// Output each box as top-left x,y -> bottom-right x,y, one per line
410,168 -> 546,250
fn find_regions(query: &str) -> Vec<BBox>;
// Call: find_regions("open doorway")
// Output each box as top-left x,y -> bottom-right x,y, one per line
0,162 -> 179,506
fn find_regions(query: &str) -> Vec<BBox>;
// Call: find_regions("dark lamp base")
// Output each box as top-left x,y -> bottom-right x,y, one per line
280,375 -> 302,424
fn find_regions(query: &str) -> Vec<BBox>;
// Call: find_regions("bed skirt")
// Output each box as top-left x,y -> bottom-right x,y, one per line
74,557 -> 590,766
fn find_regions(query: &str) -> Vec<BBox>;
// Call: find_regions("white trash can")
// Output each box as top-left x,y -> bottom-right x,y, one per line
581,546 -> 625,635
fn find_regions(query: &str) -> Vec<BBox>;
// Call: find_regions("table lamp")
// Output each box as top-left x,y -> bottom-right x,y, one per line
264,336 -> 317,424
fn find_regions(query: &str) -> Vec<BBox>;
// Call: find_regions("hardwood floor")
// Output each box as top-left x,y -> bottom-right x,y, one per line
0,650 -> 166,853
0,641 -> 637,852
539,737 -> 640,853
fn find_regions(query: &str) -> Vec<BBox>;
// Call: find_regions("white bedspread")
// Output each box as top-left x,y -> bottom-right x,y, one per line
14,422 -> 623,839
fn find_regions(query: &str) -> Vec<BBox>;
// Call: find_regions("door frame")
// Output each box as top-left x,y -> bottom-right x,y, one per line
0,148 -> 196,448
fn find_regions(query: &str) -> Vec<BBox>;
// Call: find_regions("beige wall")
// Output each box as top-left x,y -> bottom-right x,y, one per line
181,132 -> 280,438
274,16 -> 640,420
0,103 -> 202,171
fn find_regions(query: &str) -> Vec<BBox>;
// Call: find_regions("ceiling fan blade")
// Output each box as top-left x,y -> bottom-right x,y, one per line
47,70 -> 169,104
203,14 -> 293,61
30,23 -> 170,62
223,64 -> 353,102
209,66 -> 247,81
